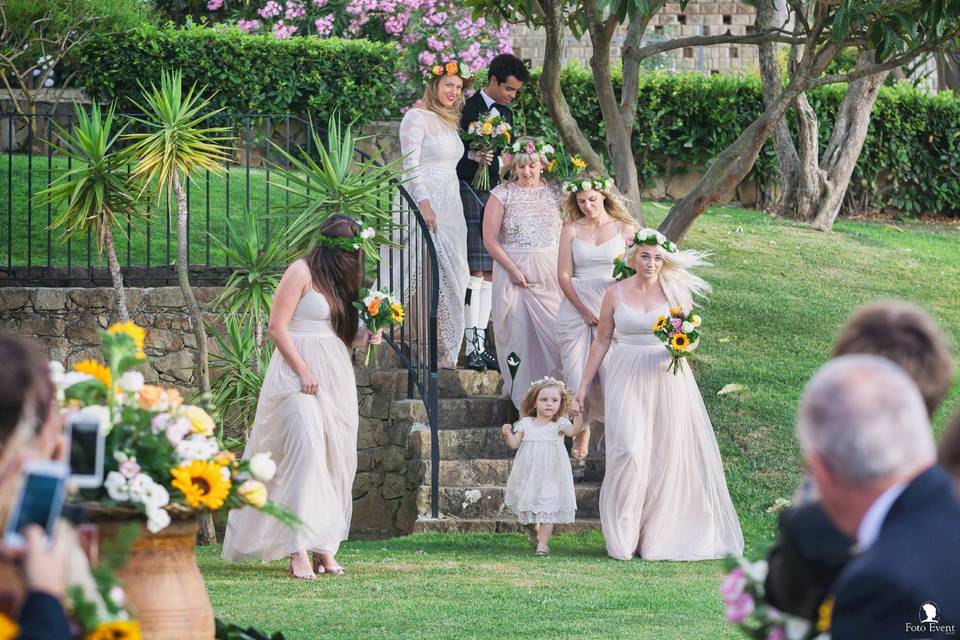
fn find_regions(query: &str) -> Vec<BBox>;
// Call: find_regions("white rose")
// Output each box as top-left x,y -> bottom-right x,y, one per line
543,144 -> 555,155
745,559 -> 768,583
360,227 -> 376,240
140,482 -> 170,509
249,452 -> 277,482
146,506 -> 171,533
681,321 -> 694,333
580,180 -> 592,192
655,231 -> 667,245
636,229 -> 651,241
117,371 -> 144,393
104,471 -> 129,502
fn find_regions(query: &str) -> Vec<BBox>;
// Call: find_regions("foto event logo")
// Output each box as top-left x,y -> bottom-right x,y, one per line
905,602 -> 956,636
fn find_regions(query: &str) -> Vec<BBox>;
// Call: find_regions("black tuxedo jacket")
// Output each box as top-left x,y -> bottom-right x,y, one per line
456,90 -> 513,189
831,465 -> 960,639
18,591 -> 72,639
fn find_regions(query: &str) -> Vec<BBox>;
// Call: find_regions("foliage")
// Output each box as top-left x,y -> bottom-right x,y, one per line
66,522 -> 141,635
210,316 -> 269,438
215,618 -> 286,640
69,23 -> 401,122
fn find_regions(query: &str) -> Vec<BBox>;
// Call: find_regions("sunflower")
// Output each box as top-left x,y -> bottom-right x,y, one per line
86,620 -> 142,640
390,303 -> 405,324
107,321 -> 146,359
171,460 -> 232,510
0,613 -> 20,640
652,316 -> 668,332
73,359 -> 112,389
670,333 -> 690,351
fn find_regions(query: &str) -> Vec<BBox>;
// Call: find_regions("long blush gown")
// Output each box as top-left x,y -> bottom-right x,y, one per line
222,289 -> 358,561
489,181 -> 564,408
599,283 -> 744,560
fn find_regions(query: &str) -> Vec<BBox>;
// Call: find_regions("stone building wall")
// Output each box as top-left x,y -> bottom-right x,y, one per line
0,286 -> 420,536
512,1 -> 759,74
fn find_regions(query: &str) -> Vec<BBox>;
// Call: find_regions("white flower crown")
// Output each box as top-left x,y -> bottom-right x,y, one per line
510,139 -> 555,157
628,227 -> 678,253
528,376 -> 567,390
561,176 -> 614,194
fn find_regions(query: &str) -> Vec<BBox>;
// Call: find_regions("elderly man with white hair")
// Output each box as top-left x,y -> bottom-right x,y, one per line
797,354 -> 960,639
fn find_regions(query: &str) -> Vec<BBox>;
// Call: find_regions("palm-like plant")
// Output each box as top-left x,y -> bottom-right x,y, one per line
267,113 -> 404,257
35,103 -> 145,321
210,316 -> 269,439
123,69 -> 233,393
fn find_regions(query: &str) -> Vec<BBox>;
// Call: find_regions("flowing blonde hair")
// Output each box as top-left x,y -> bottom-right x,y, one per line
623,233 -> 711,311
420,74 -> 468,129
501,135 -> 549,181
562,170 -> 634,225
520,378 -> 572,419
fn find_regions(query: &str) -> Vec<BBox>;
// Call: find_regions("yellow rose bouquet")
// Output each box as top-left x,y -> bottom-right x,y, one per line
56,322 -> 298,534
353,288 -> 405,365
464,114 -> 512,191
652,307 -> 702,375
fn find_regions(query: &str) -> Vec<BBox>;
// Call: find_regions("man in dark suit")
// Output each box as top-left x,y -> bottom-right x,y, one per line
456,53 -> 529,371
796,355 -> 960,639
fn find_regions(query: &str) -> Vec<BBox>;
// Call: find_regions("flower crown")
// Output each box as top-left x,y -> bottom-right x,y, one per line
561,176 -> 614,194
628,228 -> 678,253
529,376 -> 567,390
510,139 -> 555,157
427,60 -> 472,81
316,222 -> 377,252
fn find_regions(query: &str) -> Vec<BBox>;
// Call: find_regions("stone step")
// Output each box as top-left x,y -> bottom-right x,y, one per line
412,517 -> 601,534
407,427 -> 514,460
370,368 -> 503,399
426,459 -> 512,486
416,483 -> 601,519
391,396 -> 513,430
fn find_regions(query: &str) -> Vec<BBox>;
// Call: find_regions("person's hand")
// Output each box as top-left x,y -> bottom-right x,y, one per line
23,522 -> 69,598
569,398 -> 582,418
578,307 -> 599,326
369,329 -> 384,345
573,387 -> 586,411
419,201 -> 438,233
508,266 -> 529,288
500,423 -> 513,439
469,150 -> 494,166
297,368 -> 319,395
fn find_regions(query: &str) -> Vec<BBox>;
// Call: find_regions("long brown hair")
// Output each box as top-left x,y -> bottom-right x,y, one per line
304,215 -> 362,345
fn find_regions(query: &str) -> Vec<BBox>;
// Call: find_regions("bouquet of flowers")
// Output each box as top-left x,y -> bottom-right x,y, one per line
464,114 -> 512,191
722,557 -> 831,640
353,288 -> 404,365
652,306 -> 702,375
55,322 -> 298,534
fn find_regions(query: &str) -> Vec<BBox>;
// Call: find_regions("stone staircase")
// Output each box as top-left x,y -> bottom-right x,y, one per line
370,367 -> 602,534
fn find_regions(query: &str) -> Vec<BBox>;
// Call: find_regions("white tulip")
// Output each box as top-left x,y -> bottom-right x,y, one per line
249,452 -> 277,482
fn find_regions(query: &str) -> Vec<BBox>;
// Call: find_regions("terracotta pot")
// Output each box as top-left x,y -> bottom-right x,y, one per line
99,518 -> 214,640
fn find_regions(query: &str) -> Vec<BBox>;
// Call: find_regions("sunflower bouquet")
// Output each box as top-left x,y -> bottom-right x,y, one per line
652,306 -> 702,375
54,322 -> 298,535
464,114 -> 512,191
353,288 -> 404,365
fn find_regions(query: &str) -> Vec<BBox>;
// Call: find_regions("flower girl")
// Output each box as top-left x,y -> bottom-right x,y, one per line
501,377 -> 586,555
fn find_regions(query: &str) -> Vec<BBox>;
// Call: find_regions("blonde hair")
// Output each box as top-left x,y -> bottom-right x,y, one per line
562,171 -> 634,225
420,75 -> 467,129
623,238 -> 711,311
520,379 -> 572,419
501,135 -> 549,181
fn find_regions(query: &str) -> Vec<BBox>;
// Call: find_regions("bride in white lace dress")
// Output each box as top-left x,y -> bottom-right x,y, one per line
398,64 -> 479,368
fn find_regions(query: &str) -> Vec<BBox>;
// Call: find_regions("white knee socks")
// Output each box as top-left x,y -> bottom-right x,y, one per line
464,276 -> 483,355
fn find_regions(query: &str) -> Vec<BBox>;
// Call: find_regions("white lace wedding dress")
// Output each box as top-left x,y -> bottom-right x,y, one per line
398,108 -> 470,366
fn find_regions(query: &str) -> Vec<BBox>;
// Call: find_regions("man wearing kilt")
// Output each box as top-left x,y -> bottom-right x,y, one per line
456,53 -> 529,371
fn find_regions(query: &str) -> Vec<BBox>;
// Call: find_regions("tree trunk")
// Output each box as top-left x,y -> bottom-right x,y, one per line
196,514 -> 217,546
102,223 -> 130,322
171,169 -> 210,393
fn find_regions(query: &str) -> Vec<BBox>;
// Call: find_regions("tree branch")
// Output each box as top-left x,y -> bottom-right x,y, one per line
808,37 -> 956,89
631,29 -> 801,61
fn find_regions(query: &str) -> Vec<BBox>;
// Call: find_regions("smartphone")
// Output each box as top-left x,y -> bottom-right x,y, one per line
65,412 -> 106,488
3,460 -> 68,549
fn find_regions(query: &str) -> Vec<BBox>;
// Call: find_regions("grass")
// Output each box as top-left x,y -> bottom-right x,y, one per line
200,201 -> 960,638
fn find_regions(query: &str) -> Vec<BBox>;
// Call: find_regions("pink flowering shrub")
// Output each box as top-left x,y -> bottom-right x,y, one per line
202,0 -> 511,101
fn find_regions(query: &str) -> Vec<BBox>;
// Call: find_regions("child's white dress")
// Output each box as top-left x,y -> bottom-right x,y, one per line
504,417 -> 577,524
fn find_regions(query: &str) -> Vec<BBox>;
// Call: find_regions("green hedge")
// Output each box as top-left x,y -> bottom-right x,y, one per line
69,24 -> 400,124
515,65 -> 960,217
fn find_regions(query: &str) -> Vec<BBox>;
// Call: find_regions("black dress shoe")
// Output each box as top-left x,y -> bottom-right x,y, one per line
479,350 -> 499,371
465,351 -> 487,371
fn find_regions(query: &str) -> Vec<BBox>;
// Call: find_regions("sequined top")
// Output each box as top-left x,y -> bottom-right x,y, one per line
490,182 -> 564,248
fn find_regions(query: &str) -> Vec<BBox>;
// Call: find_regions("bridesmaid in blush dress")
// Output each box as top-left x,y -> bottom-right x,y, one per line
483,137 -> 564,409
574,229 -> 744,561
556,174 -> 636,458
222,215 -> 381,579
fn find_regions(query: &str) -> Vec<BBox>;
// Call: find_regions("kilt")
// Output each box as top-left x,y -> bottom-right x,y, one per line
459,179 -> 494,272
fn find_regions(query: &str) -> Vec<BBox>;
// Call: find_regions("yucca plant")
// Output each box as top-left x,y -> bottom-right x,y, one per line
209,208 -> 288,365
267,113 -> 404,258
123,69 -> 234,393
35,102 -> 145,321
210,316 -> 269,439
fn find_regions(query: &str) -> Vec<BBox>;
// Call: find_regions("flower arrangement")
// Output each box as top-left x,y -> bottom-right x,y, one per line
427,60 -> 472,81
652,306 -> 701,375
55,322 -> 297,534
353,288 -> 404,365
721,557 -> 831,640
315,221 -> 378,254
464,114 -> 513,191
560,175 -> 614,194
611,228 -> 679,281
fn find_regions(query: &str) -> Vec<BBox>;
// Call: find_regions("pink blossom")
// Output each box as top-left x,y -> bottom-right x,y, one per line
237,18 -> 262,31
119,459 -> 141,479
724,592 -> 755,624
766,628 -> 786,640
397,71 -> 409,83
207,0 -> 224,10
284,1 -> 306,19
314,15 -> 335,37
272,20 -> 299,38
525,142 -> 536,154
258,0 -> 283,18
720,567 -> 746,603
165,418 -> 192,447
418,50 -> 437,67
151,413 -> 171,434
501,152 -> 513,165
312,0 -> 328,6
426,36 -> 446,52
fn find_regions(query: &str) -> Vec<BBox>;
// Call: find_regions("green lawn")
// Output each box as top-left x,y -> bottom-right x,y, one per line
201,203 -> 960,639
